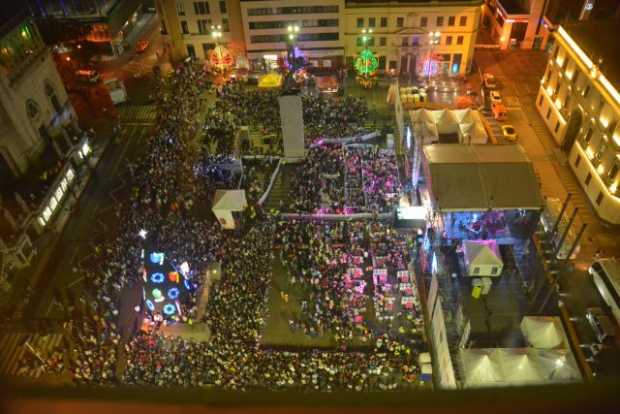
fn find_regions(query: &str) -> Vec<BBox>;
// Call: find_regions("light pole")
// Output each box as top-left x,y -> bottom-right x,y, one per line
211,24 -> 222,46
286,24 -> 300,71
427,31 -> 441,81
361,28 -> 373,77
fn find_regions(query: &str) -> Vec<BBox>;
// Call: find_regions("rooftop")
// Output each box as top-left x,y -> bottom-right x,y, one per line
561,20 -> 620,91
497,0 -> 528,15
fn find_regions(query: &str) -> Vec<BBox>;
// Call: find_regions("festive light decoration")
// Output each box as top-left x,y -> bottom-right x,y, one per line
208,45 -> 234,72
163,303 -> 176,316
355,49 -> 379,76
150,272 -> 165,284
167,287 -> 180,300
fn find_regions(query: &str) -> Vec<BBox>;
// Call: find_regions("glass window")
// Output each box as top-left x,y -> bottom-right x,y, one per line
420,17 -> 427,27
368,17 -> 376,27
197,19 -> 209,34
460,16 -> 467,26
596,192 -> 604,205
575,155 -> 581,168
380,37 -> 386,46
585,173 -> 592,185
357,17 -> 364,28
584,128 -> 593,144
446,36 -> 452,45
176,1 -> 185,16
380,17 -> 387,27
194,1 -> 209,15
402,37 -> 408,46
397,17 -> 404,27
437,16 -> 444,26
66,168 -> 74,181
457,35 -> 464,45
187,44 -> 196,58
181,21 -> 189,34
219,0 -> 227,13
448,16 -> 455,26
222,18 -> 229,31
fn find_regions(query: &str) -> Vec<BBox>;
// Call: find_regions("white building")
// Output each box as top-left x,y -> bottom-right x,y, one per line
344,0 -> 482,77
536,21 -> 620,224
240,0 -> 345,71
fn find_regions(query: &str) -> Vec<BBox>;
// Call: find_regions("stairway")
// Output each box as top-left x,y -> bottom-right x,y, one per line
264,164 -> 297,211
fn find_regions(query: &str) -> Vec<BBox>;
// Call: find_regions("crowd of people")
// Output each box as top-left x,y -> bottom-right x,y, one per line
12,62 -> 428,392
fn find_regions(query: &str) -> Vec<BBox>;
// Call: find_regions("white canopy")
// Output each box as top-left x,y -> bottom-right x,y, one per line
463,240 -> 503,277
521,316 -> 565,349
409,108 -> 488,144
212,190 -> 248,230
460,349 -> 503,387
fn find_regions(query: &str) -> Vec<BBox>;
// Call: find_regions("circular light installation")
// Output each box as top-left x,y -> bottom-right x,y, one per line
152,288 -> 164,302
163,303 -> 176,315
354,49 -> 379,76
150,272 -> 165,283
145,299 -> 155,311
168,271 -> 180,283
184,279 -> 194,291
167,287 -> 180,300
150,252 -> 165,265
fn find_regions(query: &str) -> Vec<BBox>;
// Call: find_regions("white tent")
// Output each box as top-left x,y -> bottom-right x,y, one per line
498,349 -> 544,384
521,316 -> 565,349
212,190 -> 247,230
463,240 -> 503,277
533,349 -> 582,383
460,349 -> 503,387
409,108 -> 488,144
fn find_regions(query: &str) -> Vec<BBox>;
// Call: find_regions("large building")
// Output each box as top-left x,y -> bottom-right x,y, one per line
536,21 -> 620,224
344,0 -> 482,77
0,13 -> 78,180
27,0 -> 147,56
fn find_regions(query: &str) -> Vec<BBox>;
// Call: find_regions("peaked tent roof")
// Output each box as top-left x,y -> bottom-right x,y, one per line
423,144 -> 543,211
521,316 -> 565,349
212,190 -> 248,212
463,240 -> 503,269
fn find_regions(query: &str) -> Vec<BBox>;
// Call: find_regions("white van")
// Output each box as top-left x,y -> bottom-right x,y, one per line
589,259 -> 620,327
104,78 -> 127,105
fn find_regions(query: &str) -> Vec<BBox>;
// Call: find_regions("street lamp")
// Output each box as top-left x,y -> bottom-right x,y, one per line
211,24 -> 222,45
427,31 -> 441,81
286,24 -> 300,71
361,28 -> 373,77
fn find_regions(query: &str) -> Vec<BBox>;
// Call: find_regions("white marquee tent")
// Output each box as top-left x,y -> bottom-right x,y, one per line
520,316 -> 565,349
212,190 -> 247,230
410,108 -> 488,144
463,240 -> 503,277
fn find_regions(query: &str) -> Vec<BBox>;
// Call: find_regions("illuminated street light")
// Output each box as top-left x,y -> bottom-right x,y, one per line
426,31 -> 441,81
211,24 -> 222,45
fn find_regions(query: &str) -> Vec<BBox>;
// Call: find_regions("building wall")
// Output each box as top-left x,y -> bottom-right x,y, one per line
344,1 -> 481,76
482,0 -> 550,50
536,27 -> 620,224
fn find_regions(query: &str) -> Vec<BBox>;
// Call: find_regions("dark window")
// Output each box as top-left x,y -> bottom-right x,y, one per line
389,60 -> 397,69
197,19 -> 210,34
368,17 -> 376,27
379,37 -> 386,46
356,37 -> 363,47
420,17 -> 427,27
575,155 -> 581,167
247,8 -> 272,16
448,16 -> 455,26
187,44 -> 196,58
397,17 -> 404,27
584,128 -> 593,144
583,85 -> 591,97
437,16 -> 444,26
554,121 -> 560,133
491,266 -> 498,275
219,1 -> 227,13
446,36 -> 452,45
608,165 -> 618,180
457,35 -> 464,45
402,37 -> 408,46
379,56 -> 386,69
357,17 -> 364,28
202,43 -> 213,58
277,6 -> 339,14
177,1 -> 185,16
222,18 -> 229,31
380,17 -> 388,27
181,20 -> 189,34
460,16 -> 467,26
596,191 -> 604,205
546,107 -> 551,119
585,173 -> 592,186
194,1 -> 209,15
298,32 -> 339,42
538,94 -> 543,106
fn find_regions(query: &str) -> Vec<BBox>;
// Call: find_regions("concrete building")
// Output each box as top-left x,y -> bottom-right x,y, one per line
156,0 -> 245,62
0,14 -> 78,181
344,0 -> 482,77
536,21 -> 620,224
240,0 -> 344,71
27,0 -> 147,56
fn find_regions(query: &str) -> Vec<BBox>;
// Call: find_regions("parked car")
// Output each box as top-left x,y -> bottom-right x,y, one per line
501,124 -> 518,142
135,39 -> 150,53
75,68 -> 100,83
492,102 -> 507,121
490,90 -> 502,104
483,73 -> 497,89
586,307 -> 616,343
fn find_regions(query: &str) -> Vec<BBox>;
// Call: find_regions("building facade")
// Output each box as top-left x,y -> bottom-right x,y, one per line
0,15 -> 77,180
344,0 -> 482,77
27,0 -> 146,56
536,21 -> 620,224
240,0 -> 344,71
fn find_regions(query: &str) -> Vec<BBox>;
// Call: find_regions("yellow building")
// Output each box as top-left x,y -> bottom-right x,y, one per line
536,21 -> 620,224
344,0 -> 482,77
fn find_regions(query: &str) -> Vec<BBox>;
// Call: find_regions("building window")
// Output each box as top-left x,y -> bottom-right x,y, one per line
585,173 -> 592,186
546,107 -> 551,120
203,43 -> 214,58
402,37 -> 408,46
247,7 -> 272,16
397,17 -> 404,27
389,60 -> 397,69
222,18 -> 229,31
368,17 -> 376,27
575,155 -> 581,168
26,99 -> 40,120
460,16 -> 467,26
194,1 -> 209,15
380,17 -> 388,27
176,1 -> 185,16
379,56 -> 386,70
219,0 -> 227,13
596,191 -> 604,206
457,35 -> 464,45
419,17 -> 427,27
538,94 -> 543,106
356,37 -> 363,47
357,17 -> 364,28
45,81 -> 61,113
446,36 -> 452,45
187,44 -> 196,58
197,19 -> 210,34
448,16 -> 455,26
608,165 -> 618,180
379,37 -> 386,46
412,36 -> 419,46
554,121 -> 561,133
584,128 -> 593,144
181,20 -> 189,34
437,16 -> 444,26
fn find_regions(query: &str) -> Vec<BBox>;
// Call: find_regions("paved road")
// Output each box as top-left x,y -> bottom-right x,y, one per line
474,49 -> 620,378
